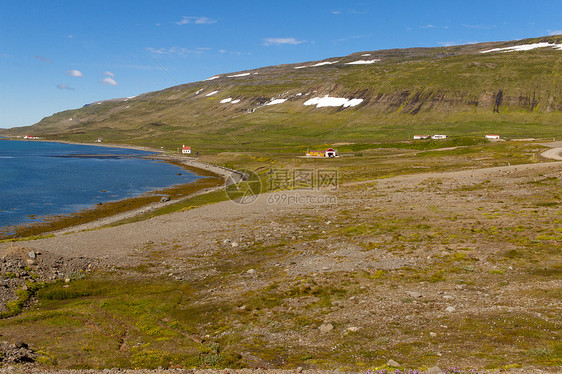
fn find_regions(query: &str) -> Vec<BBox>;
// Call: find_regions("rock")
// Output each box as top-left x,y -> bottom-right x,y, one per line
446,306 -> 456,313
426,366 -> 443,374
406,291 -> 422,298
443,295 -> 454,300
231,241 -> 239,248
387,359 -> 400,367
246,269 -> 256,274
26,259 -> 37,266
160,195 -> 171,203
64,278 -> 71,283
318,323 -> 334,333
14,341 -> 28,349
27,251 -> 36,259
347,326 -> 359,332
430,332 -> 437,337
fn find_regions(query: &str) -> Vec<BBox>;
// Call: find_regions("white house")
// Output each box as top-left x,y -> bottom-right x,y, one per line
431,134 -> 447,140
485,134 -> 500,140
413,135 -> 430,140
182,145 -> 191,154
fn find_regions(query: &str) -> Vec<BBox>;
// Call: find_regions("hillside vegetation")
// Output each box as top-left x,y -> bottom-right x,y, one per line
2,35 -> 561,151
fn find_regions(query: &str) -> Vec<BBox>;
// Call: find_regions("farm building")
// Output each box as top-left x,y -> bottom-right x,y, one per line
413,135 -> 430,140
182,145 -> 192,154
431,134 -> 447,140
306,148 -> 338,158
486,134 -> 500,140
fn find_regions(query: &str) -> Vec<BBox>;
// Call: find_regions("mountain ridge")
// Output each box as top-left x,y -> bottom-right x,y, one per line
2,35 -> 561,150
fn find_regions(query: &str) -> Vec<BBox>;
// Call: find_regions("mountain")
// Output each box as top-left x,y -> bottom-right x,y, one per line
3,35 -> 561,151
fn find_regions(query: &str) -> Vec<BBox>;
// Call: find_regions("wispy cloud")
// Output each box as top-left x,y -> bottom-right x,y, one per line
462,24 -> 496,30
176,16 -> 216,25
66,69 -> 83,77
35,55 -> 52,63
332,34 -> 371,44
101,77 -> 118,86
103,71 -> 115,77
420,24 -> 437,29
262,37 -> 305,46
438,40 -> 480,47
146,47 -> 204,55
348,9 -> 368,15
331,9 -> 367,15
56,84 -> 74,90
547,29 -> 562,35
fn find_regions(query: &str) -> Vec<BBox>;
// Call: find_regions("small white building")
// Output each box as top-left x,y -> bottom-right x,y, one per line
413,135 -> 430,140
485,134 -> 500,140
431,134 -> 447,140
182,145 -> 191,154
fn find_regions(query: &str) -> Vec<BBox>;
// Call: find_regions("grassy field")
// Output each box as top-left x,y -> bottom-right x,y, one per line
0,140 -> 560,371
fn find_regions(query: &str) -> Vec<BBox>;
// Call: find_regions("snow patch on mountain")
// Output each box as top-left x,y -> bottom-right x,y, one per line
266,99 -> 287,106
346,59 -> 380,65
304,95 -> 363,108
295,61 -> 339,69
480,42 -> 562,53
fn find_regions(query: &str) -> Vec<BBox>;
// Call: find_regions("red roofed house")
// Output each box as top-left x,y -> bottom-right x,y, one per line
306,148 -> 338,158
182,145 -> 192,154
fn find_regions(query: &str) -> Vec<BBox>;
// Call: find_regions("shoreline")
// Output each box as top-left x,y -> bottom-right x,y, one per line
0,139 -> 245,239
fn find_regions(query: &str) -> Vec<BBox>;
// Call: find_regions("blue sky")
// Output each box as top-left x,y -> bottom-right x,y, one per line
1,0 -> 560,128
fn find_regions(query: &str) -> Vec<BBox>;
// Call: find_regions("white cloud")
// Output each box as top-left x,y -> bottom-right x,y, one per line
176,16 -> 216,25
35,55 -> 52,63
462,24 -> 495,30
101,77 -> 118,86
262,37 -> 305,46
56,84 -> 74,90
66,69 -> 83,77
421,24 -> 436,29
146,47 -> 203,55
548,29 -> 562,35
331,10 -> 342,15
104,71 -> 115,77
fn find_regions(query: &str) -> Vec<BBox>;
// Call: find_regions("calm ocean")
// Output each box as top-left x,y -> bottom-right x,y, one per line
0,140 -> 201,230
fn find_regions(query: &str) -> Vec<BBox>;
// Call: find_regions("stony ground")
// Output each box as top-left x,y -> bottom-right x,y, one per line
0,156 -> 560,372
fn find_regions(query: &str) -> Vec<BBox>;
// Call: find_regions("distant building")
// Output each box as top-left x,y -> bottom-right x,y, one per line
485,134 -> 500,140
306,148 -> 338,158
182,145 -> 192,154
23,135 -> 40,140
96,138 -> 103,143
431,134 -> 447,140
413,135 -> 430,140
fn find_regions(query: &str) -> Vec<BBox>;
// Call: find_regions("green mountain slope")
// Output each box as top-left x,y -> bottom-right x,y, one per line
3,35 -> 561,151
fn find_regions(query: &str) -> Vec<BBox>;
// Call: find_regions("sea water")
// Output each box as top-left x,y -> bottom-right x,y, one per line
0,140 -> 201,230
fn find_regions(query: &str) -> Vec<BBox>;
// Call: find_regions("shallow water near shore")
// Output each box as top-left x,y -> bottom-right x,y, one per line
0,140 -> 201,231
